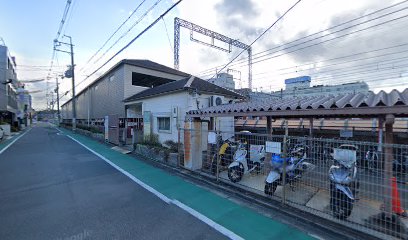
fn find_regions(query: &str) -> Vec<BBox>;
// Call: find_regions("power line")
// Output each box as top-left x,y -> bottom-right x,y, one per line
256,65 -> 408,91
221,13 -> 408,72
88,0 -> 164,70
196,1 -> 408,75
59,0 -> 183,105
162,17 -> 173,54
252,61 -> 408,84
46,0 -> 74,84
211,0 -> 303,80
78,0 -> 147,73
250,50 -> 408,79
55,0 -> 73,40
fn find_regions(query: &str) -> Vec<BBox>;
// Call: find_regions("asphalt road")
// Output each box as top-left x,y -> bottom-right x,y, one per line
0,124 -> 225,240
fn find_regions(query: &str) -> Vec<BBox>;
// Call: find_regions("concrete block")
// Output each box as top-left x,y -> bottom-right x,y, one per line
168,153 -> 179,166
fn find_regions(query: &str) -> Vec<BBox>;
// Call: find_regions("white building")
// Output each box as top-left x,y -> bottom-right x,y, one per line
207,73 -> 235,90
269,76 -> 370,98
124,76 -> 242,143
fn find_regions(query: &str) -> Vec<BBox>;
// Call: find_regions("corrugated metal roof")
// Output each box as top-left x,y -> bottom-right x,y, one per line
187,89 -> 408,118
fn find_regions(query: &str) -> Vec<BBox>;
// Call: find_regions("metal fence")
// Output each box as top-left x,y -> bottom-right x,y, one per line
178,128 -> 408,239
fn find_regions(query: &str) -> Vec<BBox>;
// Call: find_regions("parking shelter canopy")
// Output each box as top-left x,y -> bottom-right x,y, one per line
187,89 -> 408,118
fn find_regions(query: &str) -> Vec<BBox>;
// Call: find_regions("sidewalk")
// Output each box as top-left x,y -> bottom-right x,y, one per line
0,128 -> 31,153
59,128 -> 315,240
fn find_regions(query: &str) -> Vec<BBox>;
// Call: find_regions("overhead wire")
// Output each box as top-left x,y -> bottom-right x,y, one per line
78,0 -> 147,73
250,50 -> 408,79
45,0 -> 74,105
58,0 -> 183,105
211,0 -> 303,80
162,17 -> 174,54
196,1 -> 408,76
88,0 -> 164,69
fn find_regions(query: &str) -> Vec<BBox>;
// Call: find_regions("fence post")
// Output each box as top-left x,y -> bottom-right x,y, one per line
309,118 -> 314,159
384,114 -> 394,216
282,119 -> 288,204
216,130 -> 220,182
177,127 -> 181,167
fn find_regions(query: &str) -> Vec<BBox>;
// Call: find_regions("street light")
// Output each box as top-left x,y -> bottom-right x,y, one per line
54,35 -> 76,131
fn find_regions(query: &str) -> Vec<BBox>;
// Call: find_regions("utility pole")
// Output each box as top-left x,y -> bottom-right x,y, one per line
54,35 -> 76,131
55,76 -> 60,125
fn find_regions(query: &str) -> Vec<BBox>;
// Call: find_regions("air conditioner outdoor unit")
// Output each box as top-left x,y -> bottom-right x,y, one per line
210,95 -> 224,107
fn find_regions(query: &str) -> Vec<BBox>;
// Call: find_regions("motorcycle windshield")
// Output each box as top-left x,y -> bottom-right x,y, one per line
333,148 -> 356,168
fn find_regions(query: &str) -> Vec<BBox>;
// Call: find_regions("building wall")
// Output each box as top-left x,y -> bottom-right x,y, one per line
128,92 -> 188,143
0,45 -> 19,119
0,46 -> 7,111
61,63 -> 188,121
61,65 -> 126,120
126,92 -> 235,143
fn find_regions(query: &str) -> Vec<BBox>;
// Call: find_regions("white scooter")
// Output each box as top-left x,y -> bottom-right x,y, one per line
227,141 -> 265,183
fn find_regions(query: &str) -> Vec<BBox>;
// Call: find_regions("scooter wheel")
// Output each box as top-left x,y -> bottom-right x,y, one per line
228,165 -> 243,183
330,183 -> 353,219
264,182 -> 278,196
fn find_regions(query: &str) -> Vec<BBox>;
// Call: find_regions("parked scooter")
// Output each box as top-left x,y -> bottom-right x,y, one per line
364,147 -> 408,174
264,145 -> 314,196
227,140 -> 266,183
393,152 -> 408,174
210,135 -> 236,174
329,147 -> 358,219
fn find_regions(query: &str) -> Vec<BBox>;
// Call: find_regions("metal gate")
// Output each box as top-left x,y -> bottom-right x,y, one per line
108,114 -> 119,145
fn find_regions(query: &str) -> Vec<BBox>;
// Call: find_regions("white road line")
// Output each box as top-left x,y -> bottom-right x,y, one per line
66,134 -> 243,240
0,128 -> 32,155
172,200 -> 244,240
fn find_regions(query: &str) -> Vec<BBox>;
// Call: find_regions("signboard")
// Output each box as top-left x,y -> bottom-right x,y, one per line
340,129 -> 353,138
208,132 -> 217,144
265,141 -> 281,154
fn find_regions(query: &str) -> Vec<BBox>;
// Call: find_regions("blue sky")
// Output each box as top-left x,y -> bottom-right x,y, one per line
1,0 -> 407,110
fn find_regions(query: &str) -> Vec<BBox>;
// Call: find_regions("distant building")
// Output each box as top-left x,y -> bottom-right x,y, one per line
207,73 -> 235,90
269,76 -> 370,98
0,43 -> 29,127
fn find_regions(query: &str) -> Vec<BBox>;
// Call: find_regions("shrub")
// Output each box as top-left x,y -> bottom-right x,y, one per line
11,126 -> 19,132
141,133 -> 161,147
163,140 -> 180,153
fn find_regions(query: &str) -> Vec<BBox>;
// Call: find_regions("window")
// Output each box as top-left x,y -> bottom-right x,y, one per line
157,117 -> 170,131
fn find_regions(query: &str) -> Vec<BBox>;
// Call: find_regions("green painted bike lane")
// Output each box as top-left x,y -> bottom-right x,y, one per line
61,128 -> 315,240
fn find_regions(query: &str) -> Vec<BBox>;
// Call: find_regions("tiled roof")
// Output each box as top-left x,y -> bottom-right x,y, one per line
187,89 -> 408,117
124,76 -> 243,102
